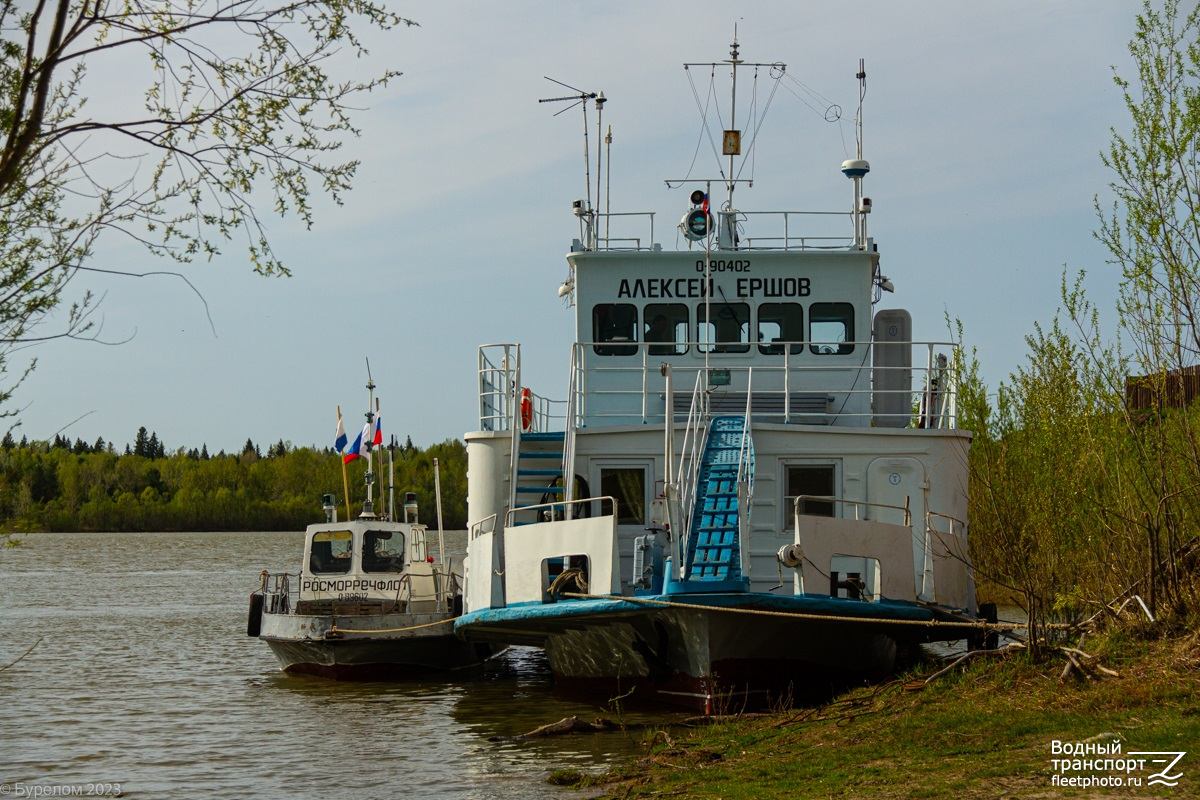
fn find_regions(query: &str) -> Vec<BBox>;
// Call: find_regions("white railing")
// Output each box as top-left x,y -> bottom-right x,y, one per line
575,209 -> 858,253
477,343 -> 566,433
675,372 -> 710,568
793,495 -> 912,525
568,340 -> 961,429
562,346 -> 581,517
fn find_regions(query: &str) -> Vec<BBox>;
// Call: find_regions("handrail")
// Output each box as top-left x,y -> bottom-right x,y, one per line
793,495 -> 912,527
567,339 -> 962,429
508,345 -> 523,516
675,372 -> 710,569
503,496 -> 616,529
469,513 -> 498,539
563,346 -> 581,518
579,208 -> 860,253
737,368 -> 754,580
737,368 -> 754,487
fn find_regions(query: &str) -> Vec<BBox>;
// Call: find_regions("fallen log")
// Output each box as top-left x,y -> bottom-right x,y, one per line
490,716 -> 621,742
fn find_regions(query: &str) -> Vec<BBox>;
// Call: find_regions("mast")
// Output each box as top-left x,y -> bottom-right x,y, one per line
726,36 -> 741,209
361,364 -> 377,518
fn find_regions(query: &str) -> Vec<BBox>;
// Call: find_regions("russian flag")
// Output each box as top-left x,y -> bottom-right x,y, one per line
356,421 -> 373,460
334,413 -> 348,453
343,427 -> 364,464
701,193 -> 709,214
371,413 -> 382,447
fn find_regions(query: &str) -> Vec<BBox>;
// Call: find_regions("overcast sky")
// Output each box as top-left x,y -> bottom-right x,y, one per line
12,1 -> 1140,453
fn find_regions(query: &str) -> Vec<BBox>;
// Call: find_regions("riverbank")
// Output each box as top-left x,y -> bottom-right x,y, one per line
551,621 -> 1200,799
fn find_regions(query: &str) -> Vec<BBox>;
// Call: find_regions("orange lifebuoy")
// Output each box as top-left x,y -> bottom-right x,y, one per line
520,387 -> 533,431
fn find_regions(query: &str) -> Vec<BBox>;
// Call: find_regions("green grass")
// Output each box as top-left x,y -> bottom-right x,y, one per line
552,626 -> 1200,799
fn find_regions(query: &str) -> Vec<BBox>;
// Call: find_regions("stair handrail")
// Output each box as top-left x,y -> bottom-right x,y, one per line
737,368 -> 754,490
675,371 -> 710,565
562,344 -> 581,519
736,369 -> 755,580
506,344 -> 523,518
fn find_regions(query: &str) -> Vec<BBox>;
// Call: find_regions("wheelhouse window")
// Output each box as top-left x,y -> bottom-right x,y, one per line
362,529 -> 405,573
644,303 -> 688,356
785,465 -> 837,518
592,303 -> 639,355
809,303 -> 855,355
757,303 -> 804,355
600,467 -> 646,525
309,530 -> 353,574
697,302 -> 750,353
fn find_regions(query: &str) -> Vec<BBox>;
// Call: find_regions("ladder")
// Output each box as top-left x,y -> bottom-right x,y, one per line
679,416 -> 753,592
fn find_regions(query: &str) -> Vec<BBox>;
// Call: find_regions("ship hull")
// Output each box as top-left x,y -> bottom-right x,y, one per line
457,594 -> 958,711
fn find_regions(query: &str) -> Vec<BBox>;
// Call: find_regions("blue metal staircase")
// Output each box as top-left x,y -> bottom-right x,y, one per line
510,431 -> 566,525
675,416 -> 753,593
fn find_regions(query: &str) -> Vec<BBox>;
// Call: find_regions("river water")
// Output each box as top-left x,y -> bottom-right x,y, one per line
0,531 -> 659,800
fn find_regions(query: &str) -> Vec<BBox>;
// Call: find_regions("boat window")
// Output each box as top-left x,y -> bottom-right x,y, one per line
786,465 -> 837,518
809,303 -> 855,355
757,303 -> 803,355
644,303 -> 688,355
600,468 -> 645,525
409,528 -> 428,563
592,303 -> 638,356
362,530 -> 405,573
697,302 -> 750,353
309,530 -> 353,574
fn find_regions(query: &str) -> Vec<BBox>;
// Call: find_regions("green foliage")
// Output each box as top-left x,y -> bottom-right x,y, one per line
965,0 -> 1200,643
0,436 -> 467,532
0,0 -> 416,421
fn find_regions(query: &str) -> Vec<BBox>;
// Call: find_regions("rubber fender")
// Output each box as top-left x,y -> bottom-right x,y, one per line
247,592 -> 264,637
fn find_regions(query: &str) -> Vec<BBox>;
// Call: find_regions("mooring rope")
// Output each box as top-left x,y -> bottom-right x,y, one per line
329,617 -> 458,635
557,591 -> 1053,631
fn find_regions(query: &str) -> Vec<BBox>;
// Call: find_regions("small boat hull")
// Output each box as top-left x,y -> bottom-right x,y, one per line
259,611 -> 491,679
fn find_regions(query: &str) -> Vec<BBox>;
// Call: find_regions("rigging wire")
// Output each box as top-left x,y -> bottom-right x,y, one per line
681,64 -> 728,183
734,64 -> 786,186
777,70 -> 847,157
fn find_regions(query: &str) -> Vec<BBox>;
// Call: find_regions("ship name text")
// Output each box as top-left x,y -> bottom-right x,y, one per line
616,277 -> 811,300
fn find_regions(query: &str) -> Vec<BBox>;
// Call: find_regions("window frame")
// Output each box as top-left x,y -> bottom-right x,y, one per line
592,303 -> 639,356
696,301 -> 751,354
644,303 -> 689,356
782,462 -> 841,523
757,302 -> 804,355
809,302 -> 855,355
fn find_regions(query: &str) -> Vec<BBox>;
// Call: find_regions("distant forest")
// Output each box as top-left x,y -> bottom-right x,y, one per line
0,428 -> 467,532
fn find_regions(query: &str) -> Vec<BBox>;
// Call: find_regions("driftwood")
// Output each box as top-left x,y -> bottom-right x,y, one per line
491,716 -> 621,742
1059,645 -> 1120,681
908,643 -> 1026,689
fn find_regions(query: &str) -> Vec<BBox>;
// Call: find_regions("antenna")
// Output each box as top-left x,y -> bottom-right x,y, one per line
540,77 -> 606,247
855,58 -> 866,160
841,59 -> 871,250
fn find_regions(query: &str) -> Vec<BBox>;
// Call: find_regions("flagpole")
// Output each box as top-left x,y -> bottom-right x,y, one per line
375,397 -> 383,518
338,405 -> 352,522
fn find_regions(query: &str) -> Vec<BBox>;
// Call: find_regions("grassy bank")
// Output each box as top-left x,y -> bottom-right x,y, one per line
552,624 -> 1200,799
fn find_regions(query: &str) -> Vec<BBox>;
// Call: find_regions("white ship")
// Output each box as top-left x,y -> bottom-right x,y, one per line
455,41 -> 989,711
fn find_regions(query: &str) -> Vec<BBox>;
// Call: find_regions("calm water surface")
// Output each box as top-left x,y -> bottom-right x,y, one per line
0,531 -> 662,800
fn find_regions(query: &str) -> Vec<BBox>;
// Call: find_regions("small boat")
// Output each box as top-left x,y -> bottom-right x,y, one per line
248,382 -> 492,678
454,41 -> 993,711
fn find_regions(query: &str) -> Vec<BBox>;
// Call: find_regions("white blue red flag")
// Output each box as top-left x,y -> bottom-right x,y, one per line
334,412 -> 348,453
344,427 -> 364,464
